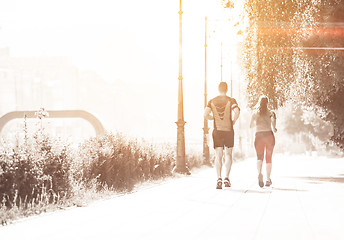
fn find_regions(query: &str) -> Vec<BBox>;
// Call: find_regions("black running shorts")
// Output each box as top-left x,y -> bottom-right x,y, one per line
212,130 -> 234,149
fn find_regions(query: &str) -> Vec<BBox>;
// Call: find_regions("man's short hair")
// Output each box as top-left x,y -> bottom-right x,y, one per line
218,82 -> 228,93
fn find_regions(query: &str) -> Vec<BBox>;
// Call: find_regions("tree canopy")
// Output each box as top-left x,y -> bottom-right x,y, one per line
240,0 -> 344,149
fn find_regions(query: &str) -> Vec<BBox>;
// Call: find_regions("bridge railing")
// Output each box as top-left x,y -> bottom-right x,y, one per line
0,110 -> 105,137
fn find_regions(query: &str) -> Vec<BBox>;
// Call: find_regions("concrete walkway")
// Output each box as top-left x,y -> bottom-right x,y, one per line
1,154 -> 344,240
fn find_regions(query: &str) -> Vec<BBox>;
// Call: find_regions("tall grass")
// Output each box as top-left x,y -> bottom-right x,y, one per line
73,133 -> 174,191
0,124 -> 203,225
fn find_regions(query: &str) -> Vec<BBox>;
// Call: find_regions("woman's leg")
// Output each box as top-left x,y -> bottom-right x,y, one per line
255,134 -> 265,187
257,160 -> 263,174
266,163 -> 272,180
265,134 -> 275,181
255,135 -> 265,175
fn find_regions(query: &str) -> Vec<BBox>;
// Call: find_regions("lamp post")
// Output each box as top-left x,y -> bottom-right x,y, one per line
230,60 -> 233,97
221,42 -> 223,82
204,17 -> 228,166
173,0 -> 190,175
203,16 -> 210,166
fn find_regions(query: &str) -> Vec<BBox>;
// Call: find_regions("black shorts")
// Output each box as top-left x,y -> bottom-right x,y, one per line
212,130 -> 234,149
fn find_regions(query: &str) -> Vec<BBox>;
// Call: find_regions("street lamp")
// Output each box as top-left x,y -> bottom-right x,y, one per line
204,14 -> 238,163
221,41 -> 223,82
204,18 -> 225,167
203,16 -> 210,166
230,60 -> 233,97
173,0 -> 190,175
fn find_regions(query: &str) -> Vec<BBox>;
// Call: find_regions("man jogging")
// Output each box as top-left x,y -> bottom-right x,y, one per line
204,82 -> 240,189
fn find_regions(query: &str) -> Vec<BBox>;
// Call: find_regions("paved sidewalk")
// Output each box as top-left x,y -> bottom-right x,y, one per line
1,154 -> 344,240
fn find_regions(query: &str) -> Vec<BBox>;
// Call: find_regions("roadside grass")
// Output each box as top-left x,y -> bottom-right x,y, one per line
0,127 -> 203,226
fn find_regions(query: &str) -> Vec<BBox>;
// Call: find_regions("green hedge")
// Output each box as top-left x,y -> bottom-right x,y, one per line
0,129 -> 202,217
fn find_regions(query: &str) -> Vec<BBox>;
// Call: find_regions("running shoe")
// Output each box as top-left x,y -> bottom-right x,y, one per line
216,178 -> 222,189
224,178 -> 231,188
265,179 -> 272,187
258,173 -> 264,188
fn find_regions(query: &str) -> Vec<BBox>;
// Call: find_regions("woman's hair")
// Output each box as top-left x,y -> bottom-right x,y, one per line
257,96 -> 269,115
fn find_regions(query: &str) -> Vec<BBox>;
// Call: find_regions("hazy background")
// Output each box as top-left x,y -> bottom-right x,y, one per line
0,0 -> 245,147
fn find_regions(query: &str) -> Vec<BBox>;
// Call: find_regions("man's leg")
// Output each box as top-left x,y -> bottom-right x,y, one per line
215,147 -> 224,179
224,147 -> 233,179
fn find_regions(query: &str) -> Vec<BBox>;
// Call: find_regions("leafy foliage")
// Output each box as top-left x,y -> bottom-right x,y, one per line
241,0 -> 344,149
74,133 -> 173,191
0,129 -> 71,209
0,125 -> 203,224
243,0 -> 317,108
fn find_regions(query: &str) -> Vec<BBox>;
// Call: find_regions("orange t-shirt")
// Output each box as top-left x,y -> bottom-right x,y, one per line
207,96 -> 239,131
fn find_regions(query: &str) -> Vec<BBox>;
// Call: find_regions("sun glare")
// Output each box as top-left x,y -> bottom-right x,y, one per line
0,0 -> 244,142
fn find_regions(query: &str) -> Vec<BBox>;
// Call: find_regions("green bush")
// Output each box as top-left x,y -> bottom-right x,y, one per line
74,133 -> 173,191
0,129 -> 72,208
0,125 -> 203,224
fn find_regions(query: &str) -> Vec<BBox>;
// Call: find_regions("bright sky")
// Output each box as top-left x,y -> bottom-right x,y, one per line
0,0 -> 244,143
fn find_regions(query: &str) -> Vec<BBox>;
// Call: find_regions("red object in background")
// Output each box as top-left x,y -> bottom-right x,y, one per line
258,23 -> 344,38
257,22 -> 344,55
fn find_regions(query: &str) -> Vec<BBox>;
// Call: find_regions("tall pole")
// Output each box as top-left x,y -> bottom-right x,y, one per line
14,72 -> 18,111
220,42 -> 223,82
230,61 -> 233,97
203,16 -> 210,166
238,74 -> 242,153
173,0 -> 190,175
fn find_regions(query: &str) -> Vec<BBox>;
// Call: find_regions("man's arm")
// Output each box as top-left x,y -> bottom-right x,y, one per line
232,108 -> 240,125
231,98 -> 240,126
204,107 -> 213,120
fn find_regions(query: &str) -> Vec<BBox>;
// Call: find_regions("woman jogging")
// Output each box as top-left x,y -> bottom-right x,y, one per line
250,96 -> 277,188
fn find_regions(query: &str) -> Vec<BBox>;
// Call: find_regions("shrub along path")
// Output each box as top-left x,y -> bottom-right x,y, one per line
1,154 -> 344,240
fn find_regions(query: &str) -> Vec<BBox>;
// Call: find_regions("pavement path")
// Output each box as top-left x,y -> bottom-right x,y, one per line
1,154 -> 344,240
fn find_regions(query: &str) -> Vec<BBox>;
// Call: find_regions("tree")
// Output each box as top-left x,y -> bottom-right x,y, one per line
243,0 -> 311,108
241,0 -> 344,149
291,1 -> 344,149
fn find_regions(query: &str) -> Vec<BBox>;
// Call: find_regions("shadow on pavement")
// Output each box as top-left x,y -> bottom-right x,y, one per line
224,187 -> 306,193
271,187 -> 307,192
291,176 -> 344,184
224,189 -> 271,194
